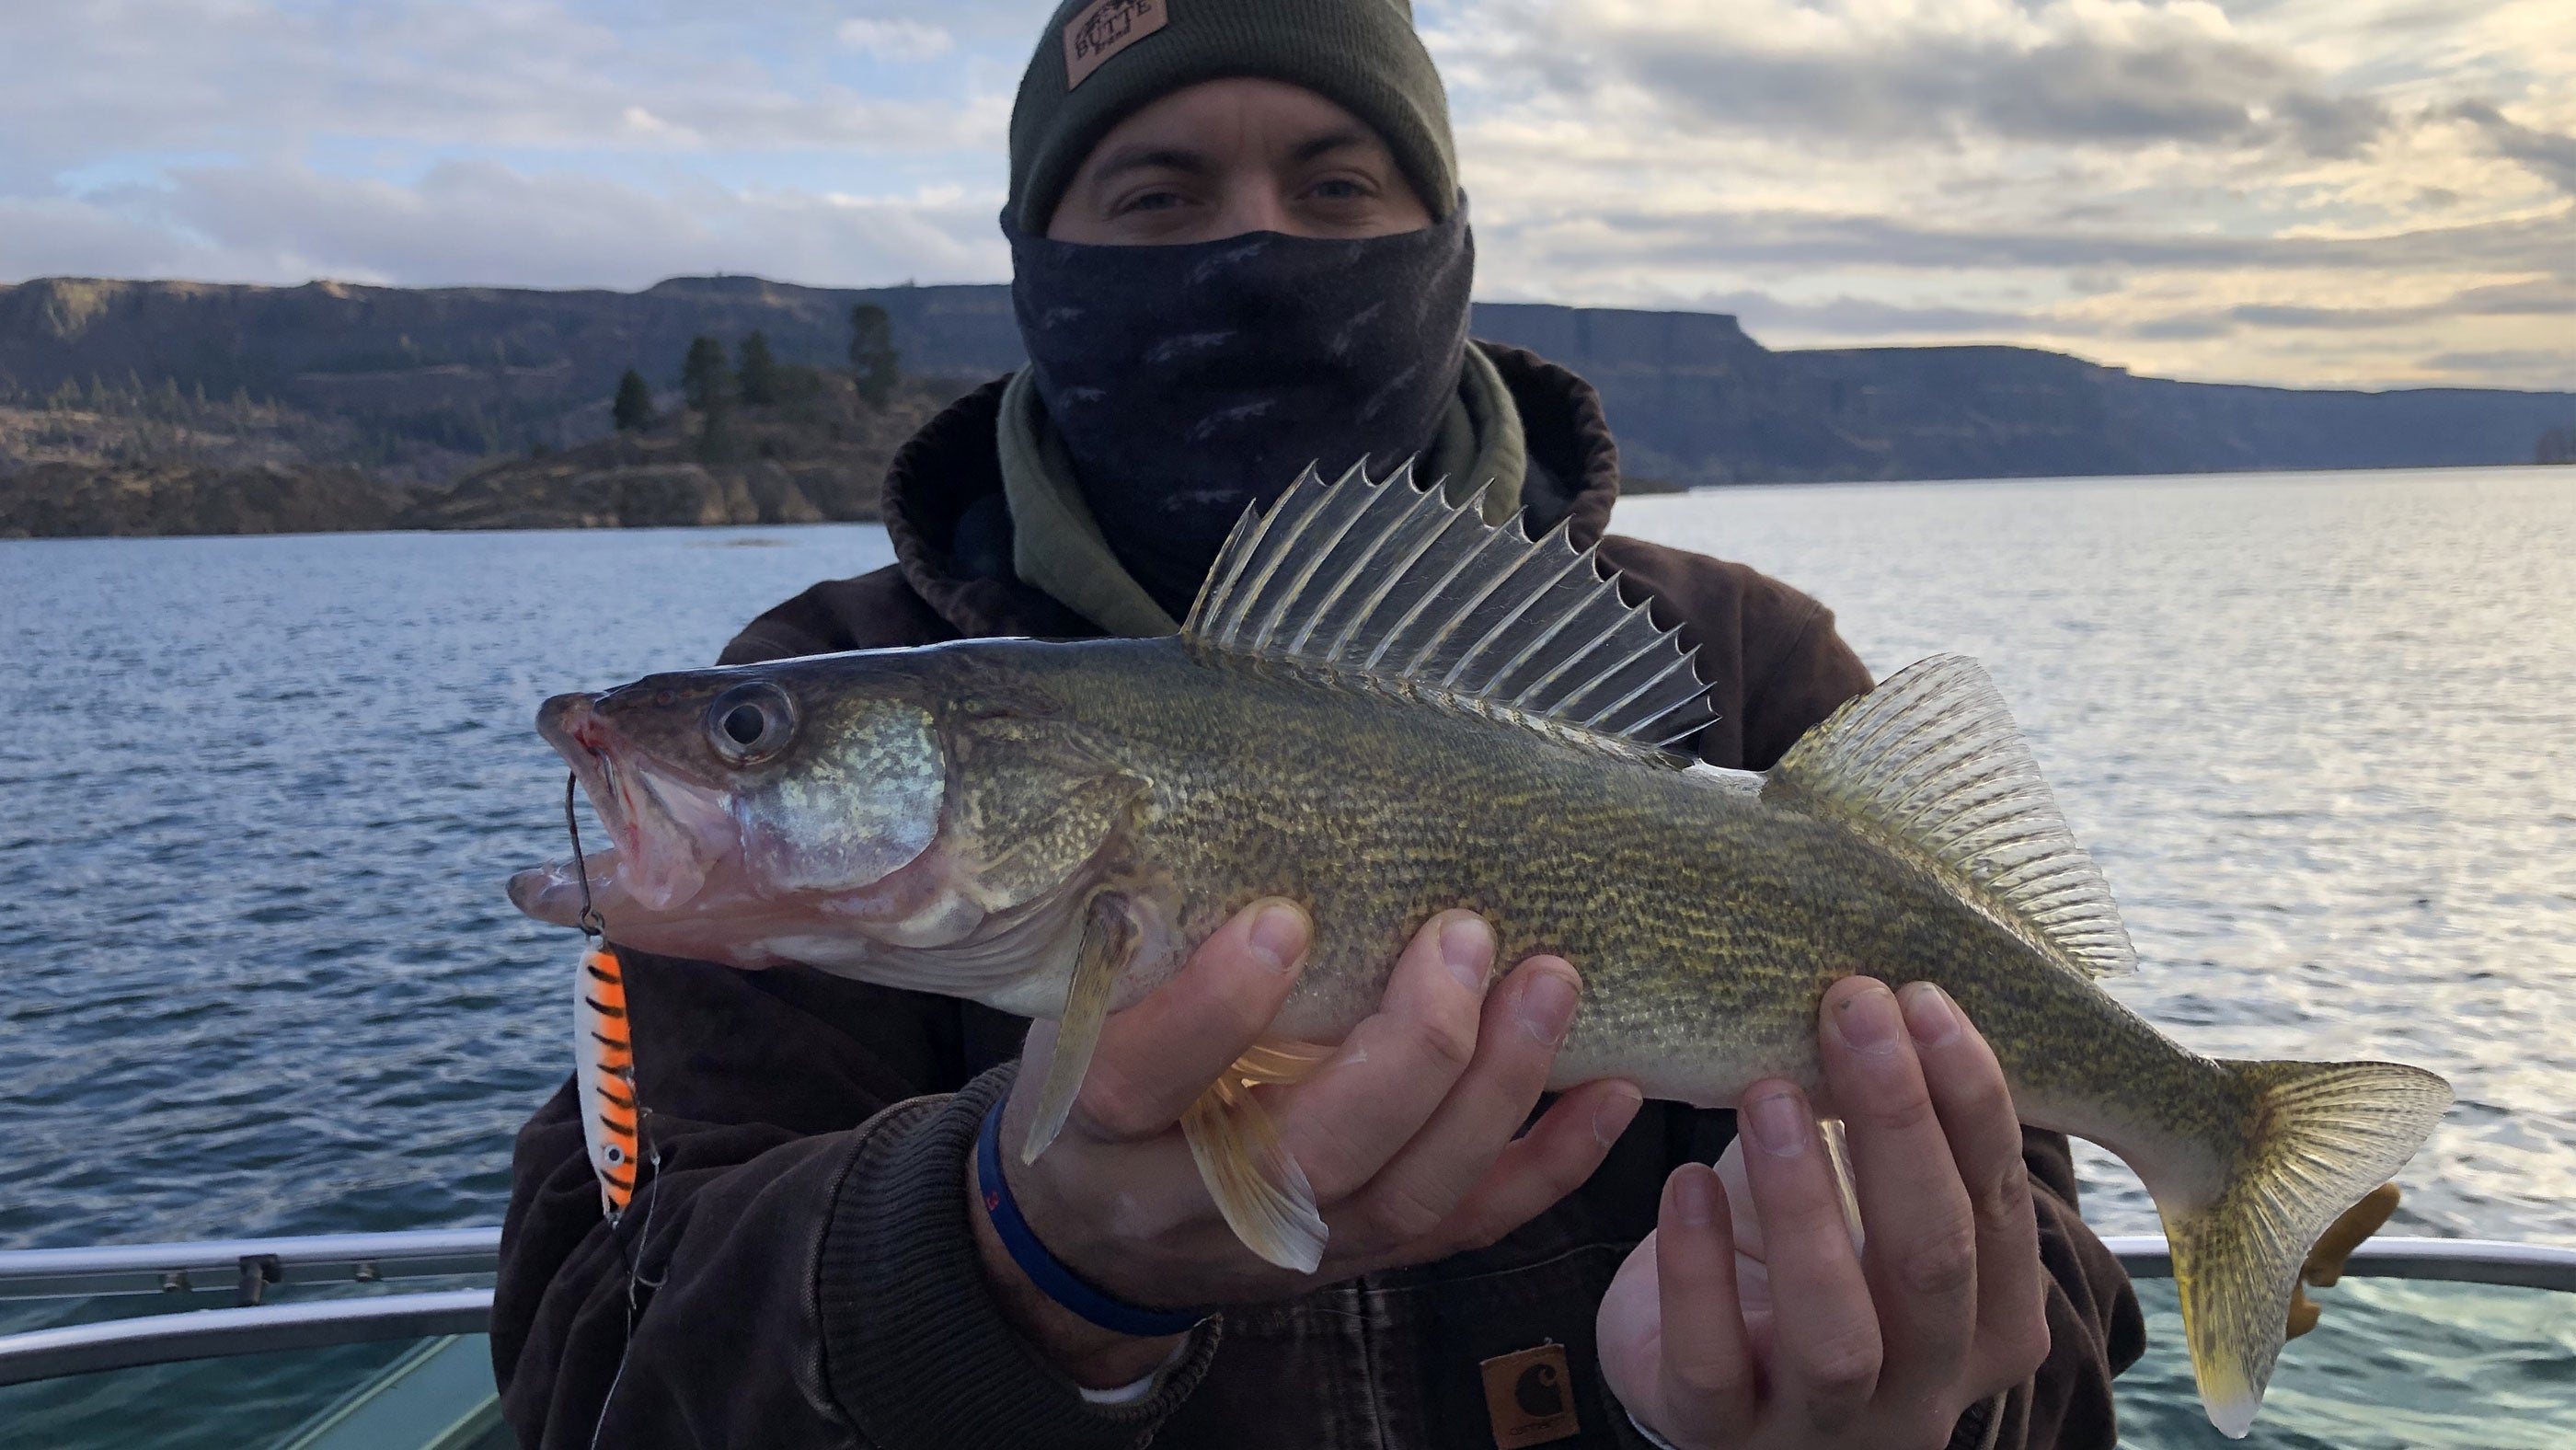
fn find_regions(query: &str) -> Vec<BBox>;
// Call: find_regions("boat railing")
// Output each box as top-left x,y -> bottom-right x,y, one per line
4,1228 -> 2573,1387
0,1228 -> 501,1388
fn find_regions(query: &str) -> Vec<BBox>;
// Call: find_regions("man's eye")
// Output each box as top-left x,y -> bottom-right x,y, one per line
1120,189 -> 1185,214
1309,178 -> 1366,201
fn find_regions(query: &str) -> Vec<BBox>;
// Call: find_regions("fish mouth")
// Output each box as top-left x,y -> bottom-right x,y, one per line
536,691 -> 733,914
538,691 -> 625,836
507,846 -> 627,928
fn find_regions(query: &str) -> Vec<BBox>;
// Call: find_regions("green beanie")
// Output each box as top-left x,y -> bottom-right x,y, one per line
1006,0 -> 1458,235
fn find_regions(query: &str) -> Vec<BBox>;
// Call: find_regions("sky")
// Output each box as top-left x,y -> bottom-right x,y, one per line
2,0 -> 2570,391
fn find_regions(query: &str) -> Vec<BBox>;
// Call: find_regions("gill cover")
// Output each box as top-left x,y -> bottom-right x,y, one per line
734,695 -> 945,895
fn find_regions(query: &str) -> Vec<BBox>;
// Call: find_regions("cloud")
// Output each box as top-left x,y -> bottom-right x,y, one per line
838,19 -> 956,61
2454,100 -> 2576,192
2223,278 -> 2576,328
1439,0 -> 2390,156
2421,347 -> 2576,375
0,160 -> 1007,291
1,0 -> 2570,393
0,0 -> 1003,175
1478,203 -> 2576,277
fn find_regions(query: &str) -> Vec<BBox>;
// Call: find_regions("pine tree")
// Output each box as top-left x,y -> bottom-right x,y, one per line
848,305 -> 899,408
682,336 -> 732,414
737,331 -> 781,407
613,368 -> 658,432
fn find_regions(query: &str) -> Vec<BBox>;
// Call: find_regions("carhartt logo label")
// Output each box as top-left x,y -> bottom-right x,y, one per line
1064,0 -> 1165,88
1478,1342 -> 1581,1448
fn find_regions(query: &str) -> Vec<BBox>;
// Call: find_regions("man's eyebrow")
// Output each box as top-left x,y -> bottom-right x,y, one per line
1289,128 -> 1372,164
1086,144 -> 1208,184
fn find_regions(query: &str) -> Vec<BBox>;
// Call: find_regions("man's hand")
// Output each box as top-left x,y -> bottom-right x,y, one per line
970,900 -> 1645,1387
1597,978 -> 2052,1449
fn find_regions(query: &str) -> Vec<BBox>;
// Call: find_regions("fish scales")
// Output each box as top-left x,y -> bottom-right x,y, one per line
1014,639 -> 2208,1142
515,462 -> 2449,1437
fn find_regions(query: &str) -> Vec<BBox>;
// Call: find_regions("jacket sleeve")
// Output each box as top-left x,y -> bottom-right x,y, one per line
492,955 -> 1223,1448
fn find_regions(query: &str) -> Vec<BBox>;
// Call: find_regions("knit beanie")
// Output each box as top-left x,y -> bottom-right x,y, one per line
1006,0 -> 1458,235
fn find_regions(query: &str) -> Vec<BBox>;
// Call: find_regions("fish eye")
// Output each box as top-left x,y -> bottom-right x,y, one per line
705,682 -> 797,765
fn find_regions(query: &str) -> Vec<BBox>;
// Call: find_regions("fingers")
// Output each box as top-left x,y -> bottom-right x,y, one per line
1422,1077 -> 1641,1254
1656,1164 -> 1759,1432
1820,977 -> 1977,1416
1735,1078 -> 1881,1433
1902,983 -> 2050,1389
1268,911 -> 1499,1203
1347,955 -> 1589,1245
1075,898 -> 1310,1139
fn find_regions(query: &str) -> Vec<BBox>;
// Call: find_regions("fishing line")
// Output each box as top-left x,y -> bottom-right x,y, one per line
567,771 -> 666,1449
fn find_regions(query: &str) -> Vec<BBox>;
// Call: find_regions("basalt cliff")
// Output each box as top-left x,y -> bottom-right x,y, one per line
1,274 -> 2567,538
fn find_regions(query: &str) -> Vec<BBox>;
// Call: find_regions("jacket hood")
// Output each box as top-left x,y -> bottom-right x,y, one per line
876,341 -> 1626,640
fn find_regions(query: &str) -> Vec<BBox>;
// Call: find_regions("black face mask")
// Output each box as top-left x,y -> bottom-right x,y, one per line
1007,207 -> 1473,619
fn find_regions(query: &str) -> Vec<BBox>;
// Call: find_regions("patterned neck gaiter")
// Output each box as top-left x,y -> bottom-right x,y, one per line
1006,208 -> 1474,620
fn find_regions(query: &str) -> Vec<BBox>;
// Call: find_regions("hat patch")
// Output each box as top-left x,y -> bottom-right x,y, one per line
1064,0 -> 1166,88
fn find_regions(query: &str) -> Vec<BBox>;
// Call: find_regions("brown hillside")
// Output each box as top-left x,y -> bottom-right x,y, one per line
406,374 -> 943,531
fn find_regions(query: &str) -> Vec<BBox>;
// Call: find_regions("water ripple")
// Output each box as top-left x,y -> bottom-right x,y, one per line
1,471 -> 2570,1444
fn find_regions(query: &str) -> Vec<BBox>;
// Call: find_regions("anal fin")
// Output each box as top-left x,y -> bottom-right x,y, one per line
1021,891 -> 1139,1165
1181,1045 -> 1332,1273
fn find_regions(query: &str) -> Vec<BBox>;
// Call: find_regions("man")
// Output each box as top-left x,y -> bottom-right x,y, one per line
494,3 -> 2141,1446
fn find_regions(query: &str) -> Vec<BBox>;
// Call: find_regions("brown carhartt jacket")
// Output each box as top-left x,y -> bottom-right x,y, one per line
493,345 -> 2144,1450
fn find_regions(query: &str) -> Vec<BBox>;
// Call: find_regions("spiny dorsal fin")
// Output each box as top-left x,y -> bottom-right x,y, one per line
1763,654 -> 2137,979
1181,462 -> 1717,754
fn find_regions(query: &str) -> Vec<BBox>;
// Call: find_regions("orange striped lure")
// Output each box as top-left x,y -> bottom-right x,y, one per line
574,940 -> 641,1220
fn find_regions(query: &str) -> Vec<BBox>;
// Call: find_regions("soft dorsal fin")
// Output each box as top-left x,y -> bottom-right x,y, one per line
1763,654 -> 2138,978
1181,462 -> 1717,752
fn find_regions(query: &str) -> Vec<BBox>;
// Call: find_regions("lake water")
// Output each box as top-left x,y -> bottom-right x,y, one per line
3,466 -> 2572,1445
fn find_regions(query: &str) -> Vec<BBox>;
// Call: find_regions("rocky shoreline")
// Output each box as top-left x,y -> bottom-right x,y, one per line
0,370 -> 944,540
0,457 -> 875,540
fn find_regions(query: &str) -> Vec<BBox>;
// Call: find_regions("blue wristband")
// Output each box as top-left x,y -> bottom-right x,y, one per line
976,1098 -> 1212,1340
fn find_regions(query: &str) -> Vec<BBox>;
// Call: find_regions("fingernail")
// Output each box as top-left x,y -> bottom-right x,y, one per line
1593,1083 -> 1642,1146
1673,1166 -> 1717,1226
1518,969 -> 1578,1044
1441,914 -> 1494,995
1901,982 -> 1961,1047
1833,982 -> 1902,1055
1744,1088 -> 1810,1157
1247,901 -> 1307,973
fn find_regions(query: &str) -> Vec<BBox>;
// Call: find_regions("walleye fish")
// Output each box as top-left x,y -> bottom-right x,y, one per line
512,464 -> 2449,1436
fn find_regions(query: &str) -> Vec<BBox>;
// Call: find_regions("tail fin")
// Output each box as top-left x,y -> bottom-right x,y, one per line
2155,1059 -> 2451,1437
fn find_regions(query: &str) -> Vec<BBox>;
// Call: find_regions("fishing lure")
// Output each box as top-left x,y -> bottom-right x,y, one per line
565,770 -> 648,1223
558,777 -> 664,1446
575,938 -> 640,1220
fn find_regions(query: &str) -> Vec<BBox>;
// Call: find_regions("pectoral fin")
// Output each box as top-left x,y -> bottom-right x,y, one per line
1179,1041 -> 1335,1274
1020,891 -> 1140,1166
1231,1039 -> 1335,1085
